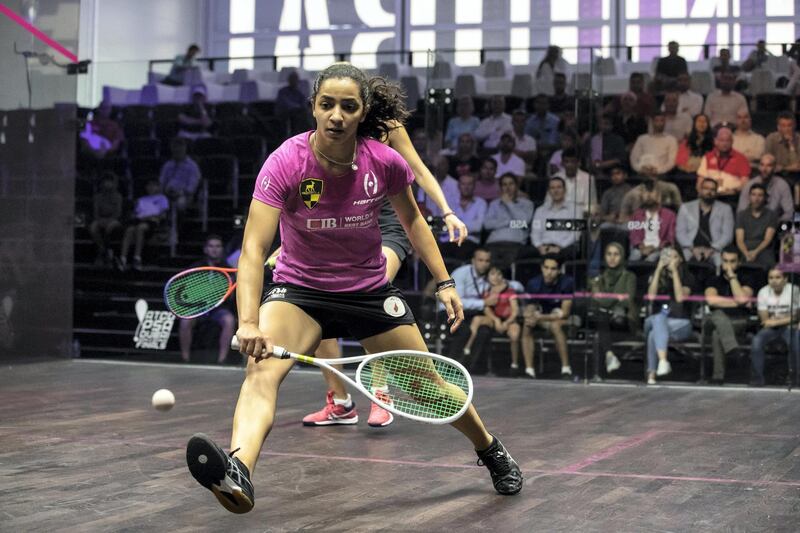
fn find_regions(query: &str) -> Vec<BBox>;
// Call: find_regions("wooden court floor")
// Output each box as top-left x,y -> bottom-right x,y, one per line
1,359 -> 799,532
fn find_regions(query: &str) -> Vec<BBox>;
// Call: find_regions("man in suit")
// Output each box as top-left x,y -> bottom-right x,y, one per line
676,178 -> 735,268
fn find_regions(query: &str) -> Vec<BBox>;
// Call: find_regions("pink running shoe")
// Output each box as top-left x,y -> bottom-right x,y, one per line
367,390 -> 394,428
302,391 -> 358,426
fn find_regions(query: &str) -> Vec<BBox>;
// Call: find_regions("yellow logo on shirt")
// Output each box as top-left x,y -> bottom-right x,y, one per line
299,178 -> 323,209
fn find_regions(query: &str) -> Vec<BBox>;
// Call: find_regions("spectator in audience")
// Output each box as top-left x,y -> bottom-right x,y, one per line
484,173 -> 534,269
676,178 -> 735,267
117,179 -> 169,271
549,73 -> 574,114
711,48 -> 741,88
530,177 -> 579,262
738,154 -> 794,221
628,185 -> 676,262
597,166 -> 632,228
655,41 -> 688,91
676,114 -> 714,173
474,158 -> 500,202
703,247 -> 755,385
178,85 -> 214,139
620,176 -> 682,220
629,72 -> 657,117
508,109 -> 537,166
675,72 -> 704,118
448,133 -> 482,178
764,111 -> 800,188
89,174 -> 123,267
159,137 -> 201,212
630,111 -> 678,177
445,248 -> 493,368
179,235 -> 236,364
522,254 -> 574,379
750,267 -> 800,386
590,242 -> 638,375
417,155 -> 459,217
524,94 -> 561,152
741,40 -> 773,72
644,247 -> 696,384
163,43 -> 200,86
79,100 -> 124,159
439,174 -> 487,260
658,91 -> 692,141
551,148 -> 598,217
613,92 -> 648,149
696,126 -> 751,198
474,95 -> 511,151
703,72 -> 747,127
492,133 -> 526,177
463,266 -> 521,375
547,129 -> 579,175
735,183 -> 778,268
275,70 -> 312,136
535,45 -> 567,86
732,108 -> 766,165
584,113 -> 627,178
445,96 -> 480,148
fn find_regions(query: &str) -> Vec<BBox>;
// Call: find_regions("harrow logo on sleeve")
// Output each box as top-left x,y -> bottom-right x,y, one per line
363,170 -> 378,197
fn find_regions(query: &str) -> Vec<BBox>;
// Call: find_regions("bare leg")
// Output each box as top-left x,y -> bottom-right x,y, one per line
133,222 -> 148,259
465,316 -> 493,352
120,225 -> 135,260
550,320 -> 570,368
507,323 -> 521,368
217,311 -> 236,364
179,318 -> 194,362
316,338 -> 348,399
521,325 -> 535,370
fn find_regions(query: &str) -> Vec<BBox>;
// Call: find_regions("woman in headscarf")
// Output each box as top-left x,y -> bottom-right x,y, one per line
590,242 -> 637,375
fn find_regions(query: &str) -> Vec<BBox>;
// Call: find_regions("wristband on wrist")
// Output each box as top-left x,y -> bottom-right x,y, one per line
442,211 -> 455,219
435,278 -> 456,292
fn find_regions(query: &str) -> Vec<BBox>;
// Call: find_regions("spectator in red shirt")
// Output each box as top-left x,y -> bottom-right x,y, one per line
629,185 -> 677,262
696,126 -> 751,198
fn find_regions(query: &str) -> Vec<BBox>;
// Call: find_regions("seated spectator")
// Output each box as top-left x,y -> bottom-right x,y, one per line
445,96 -> 480,149
628,186 -> 676,262
741,40 -> 773,72
738,154 -> 794,221
549,72 -> 574,114
657,91 -> 692,141
613,92 -> 648,149
417,155 -> 459,216
163,44 -> 200,86
547,129 -> 578,176
584,113 -> 627,178
750,267 -> 800,386
445,248 -> 493,367
179,235 -> 236,364
474,95 -> 511,151
590,242 -> 638,375
644,247 -> 696,384
484,174 -> 534,269
620,176 -> 683,221
522,254 -> 575,379
89,174 -> 123,267
492,133 -> 526,177
676,178 -> 734,267
732,108 -> 765,165
551,148 -> 598,217
735,183 -> 778,268
764,111 -> 800,187
439,174 -> 487,260
117,179 -> 169,271
703,72 -> 747,127
529,177 -> 579,261
178,86 -> 214,139
463,267 -> 521,373
702,247 -> 755,385
607,73 -> 656,119
630,111 -> 679,177
447,133 -> 482,178
79,100 -> 124,159
597,166 -> 632,228
654,41 -> 689,92
711,48 -> 741,88
697,126 -> 751,198
275,70 -> 312,136
524,94 -> 560,152
159,137 -> 201,211
676,113 -> 714,173
474,158 -> 500,202
508,109 -> 537,166
674,72 -> 704,118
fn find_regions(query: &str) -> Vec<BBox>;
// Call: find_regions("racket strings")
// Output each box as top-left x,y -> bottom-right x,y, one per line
360,355 -> 469,420
165,270 -> 231,317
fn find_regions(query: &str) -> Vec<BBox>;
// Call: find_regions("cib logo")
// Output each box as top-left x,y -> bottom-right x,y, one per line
307,218 -> 337,229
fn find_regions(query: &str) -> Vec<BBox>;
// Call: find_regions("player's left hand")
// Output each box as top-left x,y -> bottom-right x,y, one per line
444,213 -> 469,246
437,286 -> 464,333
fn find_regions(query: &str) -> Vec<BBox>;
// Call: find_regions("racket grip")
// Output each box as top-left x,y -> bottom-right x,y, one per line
230,336 -> 290,359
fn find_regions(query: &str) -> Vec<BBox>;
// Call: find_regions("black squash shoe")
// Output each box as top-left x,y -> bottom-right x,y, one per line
186,433 -> 255,514
476,435 -> 524,495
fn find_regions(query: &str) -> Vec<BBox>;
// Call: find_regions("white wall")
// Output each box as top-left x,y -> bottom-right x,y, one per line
79,0 -> 208,106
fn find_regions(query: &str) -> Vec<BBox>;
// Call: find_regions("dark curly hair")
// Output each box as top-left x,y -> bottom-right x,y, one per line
310,63 -> 410,141
686,113 -> 713,156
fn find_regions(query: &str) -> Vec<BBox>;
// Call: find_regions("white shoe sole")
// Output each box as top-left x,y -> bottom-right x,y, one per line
302,416 -> 359,426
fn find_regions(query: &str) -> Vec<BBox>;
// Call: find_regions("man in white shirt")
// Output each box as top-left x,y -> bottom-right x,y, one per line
417,155 -> 460,216
750,267 -> 800,386
704,72 -> 748,127
550,148 -> 597,217
530,177 -> 579,260
630,111 -> 678,176
675,73 -> 704,118
657,91 -> 692,141
508,110 -> 537,166
474,95 -> 512,151
492,133 -> 526,177
732,108 -> 765,165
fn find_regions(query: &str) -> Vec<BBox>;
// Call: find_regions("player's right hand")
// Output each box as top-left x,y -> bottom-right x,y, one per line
235,323 -> 274,363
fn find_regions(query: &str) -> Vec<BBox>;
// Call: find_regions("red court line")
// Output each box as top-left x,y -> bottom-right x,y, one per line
0,2 -> 78,62
558,429 -> 663,473
663,429 -> 800,440
263,450 -> 480,469
564,469 -> 800,488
